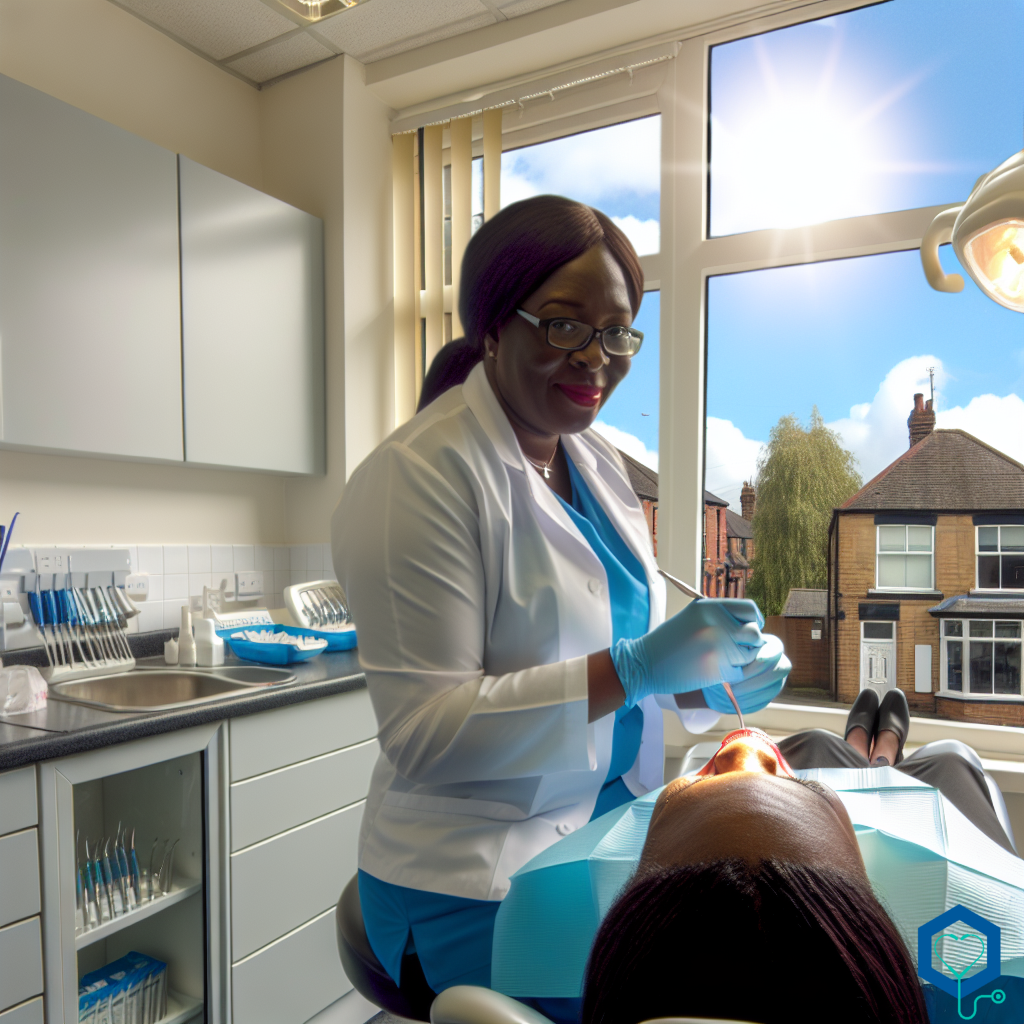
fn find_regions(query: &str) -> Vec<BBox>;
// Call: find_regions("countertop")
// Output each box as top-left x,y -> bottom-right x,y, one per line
0,650 -> 366,771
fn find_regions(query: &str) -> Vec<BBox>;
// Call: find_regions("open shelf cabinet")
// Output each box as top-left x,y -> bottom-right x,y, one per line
39,724 -> 227,1024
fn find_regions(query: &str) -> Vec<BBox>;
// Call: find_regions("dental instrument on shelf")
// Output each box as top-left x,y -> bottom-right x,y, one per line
657,567 -> 746,729
284,579 -> 351,631
20,548 -> 136,682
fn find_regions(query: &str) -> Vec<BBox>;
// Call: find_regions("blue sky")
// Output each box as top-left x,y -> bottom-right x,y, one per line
499,0 -> 1024,494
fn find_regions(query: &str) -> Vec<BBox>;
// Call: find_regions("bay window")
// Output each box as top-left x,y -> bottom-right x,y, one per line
941,619 -> 1023,697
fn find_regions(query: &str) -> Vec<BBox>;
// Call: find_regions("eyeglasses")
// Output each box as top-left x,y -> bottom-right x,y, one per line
516,309 -> 643,357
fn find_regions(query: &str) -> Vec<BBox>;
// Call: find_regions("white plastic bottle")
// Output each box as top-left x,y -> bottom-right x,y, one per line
194,617 -> 225,668
178,606 -> 197,667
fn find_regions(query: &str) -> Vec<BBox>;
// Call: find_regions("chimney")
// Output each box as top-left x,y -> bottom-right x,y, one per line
908,393 -> 936,448
740,481 -> 756,521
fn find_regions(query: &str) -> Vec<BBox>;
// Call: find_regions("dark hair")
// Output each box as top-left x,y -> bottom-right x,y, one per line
417,338 -> 481,412
582,860 -> 928,1024
459,194 -> 644,353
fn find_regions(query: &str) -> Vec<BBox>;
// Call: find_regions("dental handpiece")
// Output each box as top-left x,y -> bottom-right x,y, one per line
657,568 -> 745,729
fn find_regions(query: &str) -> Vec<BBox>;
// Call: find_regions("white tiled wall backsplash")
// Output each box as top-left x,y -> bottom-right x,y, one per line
9,543 -> 336,635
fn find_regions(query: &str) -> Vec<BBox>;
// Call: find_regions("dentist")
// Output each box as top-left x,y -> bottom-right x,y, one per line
331,195 -> 790,1005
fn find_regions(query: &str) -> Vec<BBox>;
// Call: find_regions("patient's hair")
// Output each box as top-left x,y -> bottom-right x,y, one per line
459,195 -> 643,354
582,860 -> 928,1024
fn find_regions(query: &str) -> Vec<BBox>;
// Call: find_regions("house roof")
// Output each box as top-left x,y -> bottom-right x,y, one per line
617,450 -> 658,502
928,594 -> 1024,619
725,508 -> 753,539
841,429 -> 1024,512
704,489 -> 728,507
782,588 -> 827,618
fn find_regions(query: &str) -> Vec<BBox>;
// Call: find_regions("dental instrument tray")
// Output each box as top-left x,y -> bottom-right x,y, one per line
218,624 -> 330,665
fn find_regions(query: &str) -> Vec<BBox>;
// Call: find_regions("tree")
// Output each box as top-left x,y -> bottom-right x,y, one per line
747,408 -> 861,616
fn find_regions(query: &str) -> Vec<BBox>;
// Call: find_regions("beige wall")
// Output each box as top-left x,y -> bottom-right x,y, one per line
261,55 -> 395,543
0,0 -> 394,546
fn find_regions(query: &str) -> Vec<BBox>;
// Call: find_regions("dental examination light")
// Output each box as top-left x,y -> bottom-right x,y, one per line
921,149 -> 1024,312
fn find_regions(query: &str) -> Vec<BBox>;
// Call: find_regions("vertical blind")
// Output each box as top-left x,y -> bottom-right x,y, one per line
392,109 -> 502,424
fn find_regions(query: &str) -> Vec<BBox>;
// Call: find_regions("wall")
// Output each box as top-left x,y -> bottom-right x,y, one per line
0,0 -> 284,545
261,55 -> 394,543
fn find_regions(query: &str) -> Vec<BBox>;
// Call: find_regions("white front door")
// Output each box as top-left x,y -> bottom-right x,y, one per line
860,620 -> 896,695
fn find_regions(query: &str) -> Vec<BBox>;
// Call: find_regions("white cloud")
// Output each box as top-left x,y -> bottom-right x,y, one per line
936,393 -> 1024,464
705,416 -> 764,509
592,421 -> 658,471
825,355 -> 1024,480
500,117 -> 660,208
826,355 -> 942,481
610,215 -> 660,256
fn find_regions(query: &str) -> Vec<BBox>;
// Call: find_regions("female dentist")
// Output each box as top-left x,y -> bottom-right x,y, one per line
331,195 -> 790,1005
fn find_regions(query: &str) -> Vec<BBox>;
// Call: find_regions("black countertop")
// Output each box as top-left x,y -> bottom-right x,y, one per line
0,650 -> 366,771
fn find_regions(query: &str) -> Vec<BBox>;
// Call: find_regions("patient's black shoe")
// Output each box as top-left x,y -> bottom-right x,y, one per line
844,687 -> 879,750
874,688 -> 910,766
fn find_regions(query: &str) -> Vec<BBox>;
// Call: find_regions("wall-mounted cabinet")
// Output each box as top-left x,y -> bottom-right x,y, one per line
0,75 -> 325,476
0,74 -> 183,462
179,157 -> 325,475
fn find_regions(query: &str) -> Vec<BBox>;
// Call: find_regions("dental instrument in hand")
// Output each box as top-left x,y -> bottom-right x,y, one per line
657,568 -> 746,729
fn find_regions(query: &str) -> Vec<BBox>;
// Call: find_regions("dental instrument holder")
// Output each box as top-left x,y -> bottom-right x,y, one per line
284,579 -> 351,631
30,548 -> 136,684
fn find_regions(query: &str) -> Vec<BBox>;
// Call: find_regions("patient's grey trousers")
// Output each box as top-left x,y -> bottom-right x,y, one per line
777,729 -> 1017,855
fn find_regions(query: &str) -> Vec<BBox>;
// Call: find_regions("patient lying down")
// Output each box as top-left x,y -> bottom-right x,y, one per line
581,729 -> 928,1024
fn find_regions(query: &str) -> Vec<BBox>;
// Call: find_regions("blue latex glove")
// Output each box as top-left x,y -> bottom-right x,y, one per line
702,633 -> 791,714
610,598 -> 784,709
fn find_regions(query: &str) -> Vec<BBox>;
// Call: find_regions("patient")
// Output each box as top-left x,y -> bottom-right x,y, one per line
581,728 -> 928,1024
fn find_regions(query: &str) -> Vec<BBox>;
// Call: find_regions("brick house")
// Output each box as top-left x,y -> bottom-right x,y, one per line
619,450 -> 658,555
703,486 -> 755,597
828,398 -> 1024,726
766,588 -> 829,689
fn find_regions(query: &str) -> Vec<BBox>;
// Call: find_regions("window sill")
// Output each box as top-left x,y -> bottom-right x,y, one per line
866,590 -> 943,600
936,691 -> 1023,702
969,589 -> 1024,596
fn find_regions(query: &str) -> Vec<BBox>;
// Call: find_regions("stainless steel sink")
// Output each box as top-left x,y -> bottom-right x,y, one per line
48,666 -> 296,712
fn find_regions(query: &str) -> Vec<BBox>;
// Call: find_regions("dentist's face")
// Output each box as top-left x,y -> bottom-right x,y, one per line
640,729 -> 867,880
483,244 -> 634,438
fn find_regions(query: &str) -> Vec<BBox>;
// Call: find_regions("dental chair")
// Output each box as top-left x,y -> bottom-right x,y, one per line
336,877 -> 758,1024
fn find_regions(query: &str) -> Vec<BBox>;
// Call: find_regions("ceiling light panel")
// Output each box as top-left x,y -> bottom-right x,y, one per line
227,31 -> 335,82
276,0 -> 365,19
113,0 -> 297,61
312,0 -> 494,62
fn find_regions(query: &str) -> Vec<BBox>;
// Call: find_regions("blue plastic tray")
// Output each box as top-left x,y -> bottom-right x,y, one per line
304,625 -> 358,652
218,624 -> 330,666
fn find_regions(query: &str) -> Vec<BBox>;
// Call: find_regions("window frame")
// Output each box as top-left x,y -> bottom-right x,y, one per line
874,524 -> 935,593
657,0 -> 973,606
974,525 -> 1024,593
940,618 -> 1023,699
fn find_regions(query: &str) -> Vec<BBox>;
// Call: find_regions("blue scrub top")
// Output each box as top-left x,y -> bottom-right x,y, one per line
359,451 -> 651,998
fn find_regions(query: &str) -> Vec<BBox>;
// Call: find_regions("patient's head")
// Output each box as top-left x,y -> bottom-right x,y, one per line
581,730 -> 928,1024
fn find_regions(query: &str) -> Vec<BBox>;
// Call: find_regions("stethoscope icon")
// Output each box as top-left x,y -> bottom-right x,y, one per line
932,931 -> 1006,1020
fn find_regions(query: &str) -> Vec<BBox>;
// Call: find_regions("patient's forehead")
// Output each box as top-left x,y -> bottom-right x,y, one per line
641,772 -> 866,878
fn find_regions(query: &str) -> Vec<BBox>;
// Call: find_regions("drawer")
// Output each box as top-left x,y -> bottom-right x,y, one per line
231,800 -> 362,961
230,689 -> 376,781
0,918 -> 43,1014
0,768 -> 36,836
232,907 -> 350,1024
0,998 -> 43,1024
231,739 -> 378,851
0,830 -> 39,928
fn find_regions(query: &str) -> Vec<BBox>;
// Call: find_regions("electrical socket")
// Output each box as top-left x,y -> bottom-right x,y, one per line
125,574 -> 149,598
235,571 -> 264,599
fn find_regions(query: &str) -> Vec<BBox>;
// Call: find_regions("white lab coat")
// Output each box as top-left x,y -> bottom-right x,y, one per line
332,362 -> 716,902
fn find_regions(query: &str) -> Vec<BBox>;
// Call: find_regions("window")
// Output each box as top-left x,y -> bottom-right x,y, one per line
976,525 -> 1024,590
941,619 -> 1022,696
876,525 -> 933,591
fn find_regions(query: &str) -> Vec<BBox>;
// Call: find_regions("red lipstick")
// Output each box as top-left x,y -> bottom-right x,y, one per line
556,384 -> 602,407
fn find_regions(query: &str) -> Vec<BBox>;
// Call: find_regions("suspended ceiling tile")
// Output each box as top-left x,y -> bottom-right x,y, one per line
495,0 -> 567,15
313,0 -> 495,62
112,0 -> 297,61
227,32 -> 336,83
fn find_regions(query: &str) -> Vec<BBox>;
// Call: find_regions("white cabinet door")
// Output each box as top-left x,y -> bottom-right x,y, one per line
0,75 -> 183,461
179,156 -> 325,474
